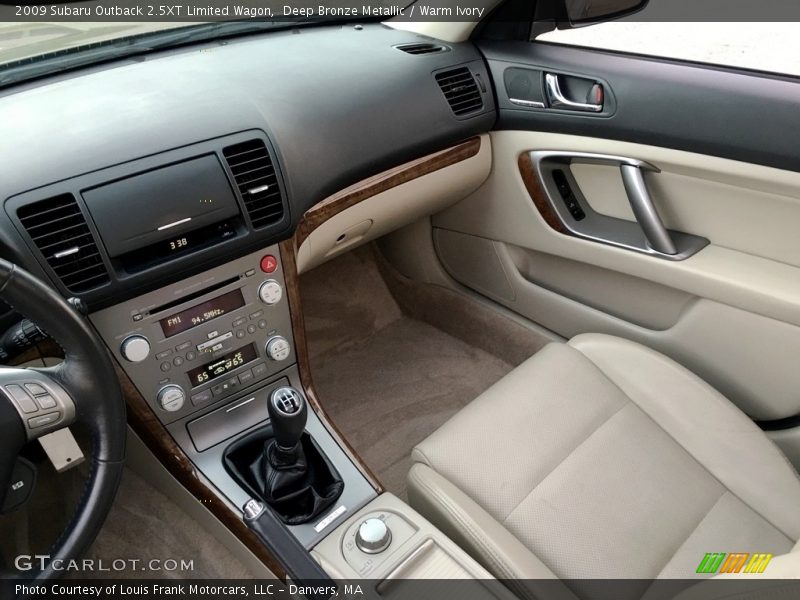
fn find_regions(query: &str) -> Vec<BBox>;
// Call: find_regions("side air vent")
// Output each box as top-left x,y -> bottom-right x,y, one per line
222,139 -> 285,229
435,67 -> 483,116
17,194 -> 109,293
395,42 -> 449,55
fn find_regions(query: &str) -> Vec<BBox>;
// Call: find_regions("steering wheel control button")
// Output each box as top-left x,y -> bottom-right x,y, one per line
157,385 -> 185,412
34,394 -> 57,410
24,383 -> 48,396
5,385 -> 37,413
160,362 -> 172,372
355,518 -> 392,554
120,335 -> 151,363
28,412 -> 61,429
260,254 -> 278,273
258,280 -> 283,305
266,336 -> 290,361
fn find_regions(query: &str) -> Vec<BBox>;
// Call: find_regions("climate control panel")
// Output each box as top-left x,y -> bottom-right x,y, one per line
90,246 -> 296,424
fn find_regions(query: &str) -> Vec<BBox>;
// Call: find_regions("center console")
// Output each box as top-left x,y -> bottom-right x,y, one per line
90,245 -> 376,547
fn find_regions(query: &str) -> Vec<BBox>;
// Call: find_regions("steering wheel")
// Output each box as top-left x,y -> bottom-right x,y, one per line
0,259 -> 126,580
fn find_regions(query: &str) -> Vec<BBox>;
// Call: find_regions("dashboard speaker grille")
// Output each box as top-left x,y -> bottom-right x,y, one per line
17,193 -> 109,293
396,43 -> 449,55
435,67 -> 483,116
222,139 -> 284,229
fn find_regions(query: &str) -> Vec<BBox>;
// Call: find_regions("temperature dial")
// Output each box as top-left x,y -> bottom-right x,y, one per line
258,280 -> 283,305
266,336 -> 291,361
157,385 -> 186,412
120,335 -> 151,363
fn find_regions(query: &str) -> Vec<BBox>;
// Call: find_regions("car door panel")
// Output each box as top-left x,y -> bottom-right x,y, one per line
433,132 -> 800,422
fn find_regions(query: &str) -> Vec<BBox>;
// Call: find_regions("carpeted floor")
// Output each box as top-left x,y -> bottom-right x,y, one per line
301,247 -> 545,497
1,462 -> 258,579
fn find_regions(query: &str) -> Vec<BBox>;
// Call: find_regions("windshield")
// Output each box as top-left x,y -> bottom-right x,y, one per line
0,22 -> 194,66
0,1 -> 413,85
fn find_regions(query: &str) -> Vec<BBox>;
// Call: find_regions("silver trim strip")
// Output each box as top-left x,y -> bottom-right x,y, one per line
509,98 -> 545,108
157,217 -> 191,231
248,184 -> 270,195
226,397 -> 255,413
53,247 -> 80,259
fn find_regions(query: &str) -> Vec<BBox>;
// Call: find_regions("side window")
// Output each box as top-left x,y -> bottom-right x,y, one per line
537,23 -> 800,77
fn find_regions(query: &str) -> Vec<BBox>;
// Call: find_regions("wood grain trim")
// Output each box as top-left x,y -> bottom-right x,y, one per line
278,239 -> 384,493
518,152 -> 569,235
295,137 -> 482,247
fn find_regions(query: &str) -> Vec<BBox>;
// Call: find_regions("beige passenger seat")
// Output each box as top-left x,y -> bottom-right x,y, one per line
407,334 -> 800,588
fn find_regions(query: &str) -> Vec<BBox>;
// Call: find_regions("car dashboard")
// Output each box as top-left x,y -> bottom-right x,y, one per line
0,21 -> 496,563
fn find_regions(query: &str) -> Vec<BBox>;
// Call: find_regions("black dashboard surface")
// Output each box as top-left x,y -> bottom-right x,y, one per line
0,23 -> 494,305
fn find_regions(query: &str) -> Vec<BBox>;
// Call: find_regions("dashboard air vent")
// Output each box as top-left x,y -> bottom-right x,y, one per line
435,67 -> 483,116
222,139 -> 284,229
396,42 -> 449,55
17,194 -> 109,293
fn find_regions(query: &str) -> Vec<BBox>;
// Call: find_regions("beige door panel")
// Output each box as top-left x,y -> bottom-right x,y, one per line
434,228 -> 800,421
433,130 -> 800,329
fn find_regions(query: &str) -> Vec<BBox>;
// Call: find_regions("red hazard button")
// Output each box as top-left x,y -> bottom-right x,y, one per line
260,255 -> 278,273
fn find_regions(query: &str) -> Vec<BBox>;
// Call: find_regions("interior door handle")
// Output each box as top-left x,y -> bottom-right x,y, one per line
544,73 -> 603,113
620,164 -> 678,255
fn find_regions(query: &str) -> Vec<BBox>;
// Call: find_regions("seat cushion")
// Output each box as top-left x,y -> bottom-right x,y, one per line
408,334 -> 800,590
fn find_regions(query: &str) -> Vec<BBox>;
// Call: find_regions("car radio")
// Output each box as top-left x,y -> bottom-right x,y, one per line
90,245 -> 295,424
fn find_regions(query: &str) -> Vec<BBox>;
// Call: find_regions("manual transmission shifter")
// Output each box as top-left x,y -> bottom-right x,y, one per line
267,386 -> 308,463
223,385 -> 344,525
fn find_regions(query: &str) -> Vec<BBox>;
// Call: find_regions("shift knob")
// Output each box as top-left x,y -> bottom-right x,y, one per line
268,386 -> 307,451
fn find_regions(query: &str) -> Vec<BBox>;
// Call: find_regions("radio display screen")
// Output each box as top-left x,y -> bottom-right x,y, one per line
159,289 -> 245,338
187,343 -> 258,387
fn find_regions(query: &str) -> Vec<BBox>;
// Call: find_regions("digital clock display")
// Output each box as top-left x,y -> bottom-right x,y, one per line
187,343 -> 258,387
159,288 -> 245,338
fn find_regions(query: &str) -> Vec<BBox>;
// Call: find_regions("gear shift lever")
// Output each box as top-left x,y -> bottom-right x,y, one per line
268,386 -> 307,458
223,384 -> 344,524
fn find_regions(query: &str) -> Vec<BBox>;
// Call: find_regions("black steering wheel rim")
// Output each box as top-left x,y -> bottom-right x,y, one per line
0,259 -> 126,580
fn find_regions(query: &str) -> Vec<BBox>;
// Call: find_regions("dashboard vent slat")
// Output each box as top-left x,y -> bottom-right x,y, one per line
435,67 -> 483,116
395,42 -> 449,55
222,139 -> 285,229
17,193 -> 109,293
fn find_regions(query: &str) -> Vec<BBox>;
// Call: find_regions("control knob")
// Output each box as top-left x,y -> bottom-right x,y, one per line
157,385 -> 186,412
258,280 -> 283,305
266,336 -> 291,361
120,335 -> 151,363
355,517 -> 392,554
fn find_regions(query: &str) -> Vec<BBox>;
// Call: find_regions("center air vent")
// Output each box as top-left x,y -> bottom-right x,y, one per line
395,42 -> 449,55
222,139 -> 285,229
17,194 -> 109,293
435,67 -> 483,116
